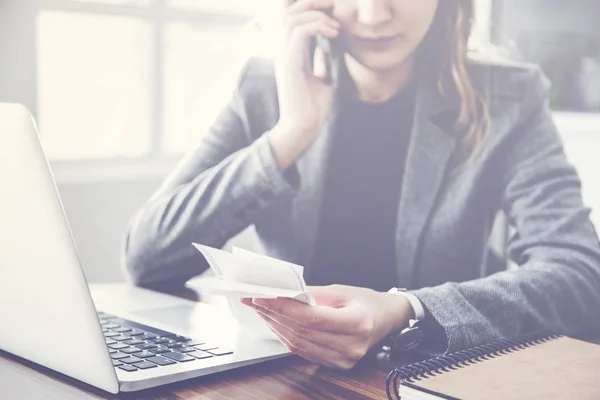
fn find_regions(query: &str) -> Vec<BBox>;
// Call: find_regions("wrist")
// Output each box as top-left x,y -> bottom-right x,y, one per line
376,292 -> 414,344
268,122 -> 319,170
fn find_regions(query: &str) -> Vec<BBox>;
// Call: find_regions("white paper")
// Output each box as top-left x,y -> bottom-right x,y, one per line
187,277 -> 307,301
192,244 -> 313,304
188,244 -> 314,340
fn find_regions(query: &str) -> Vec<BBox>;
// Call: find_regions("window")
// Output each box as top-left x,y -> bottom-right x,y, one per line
37,10 -> 153,159
163,22 -> 245,154
36,0 -> 264,161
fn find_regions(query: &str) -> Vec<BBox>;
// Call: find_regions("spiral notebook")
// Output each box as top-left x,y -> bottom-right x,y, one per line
387,332 -> 600,400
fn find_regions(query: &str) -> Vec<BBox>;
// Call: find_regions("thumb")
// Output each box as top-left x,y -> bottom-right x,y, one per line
307,286 -> 347,308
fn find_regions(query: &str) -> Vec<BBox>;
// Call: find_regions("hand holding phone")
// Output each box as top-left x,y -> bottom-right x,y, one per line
270,0 -> 341,170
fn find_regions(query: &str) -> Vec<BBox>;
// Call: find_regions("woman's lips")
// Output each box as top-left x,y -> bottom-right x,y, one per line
352,33 -> 404,51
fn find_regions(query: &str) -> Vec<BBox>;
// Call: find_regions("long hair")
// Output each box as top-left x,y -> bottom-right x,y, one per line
419,0 -> 490,162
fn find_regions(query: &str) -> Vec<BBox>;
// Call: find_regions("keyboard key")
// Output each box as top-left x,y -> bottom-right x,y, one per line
112,360 -> 123,367
132,350 -> 155,358
113,327 -> 132,333
98,313 -> 116,320
128,330 -> 144,337
152,338 -> 172,345
174,335 -> 191,342
104,332 -> 120,338
178,347 -> 196,353
133,361 -> 157,370
118,365 -> 137,372
121,347 -> 142,354
136,343 -> 158,350
146,356 -> 176,366
112,335 -> 132,342
124,339 -> 144,346
195,344 -> 218,351
108,343 -> 130,350
148,348 -> 170,355
166,343 -> 183,349
120,357 -> 143,364
100,320 -> 111,326
162,352 -> 195,362
104,323 -> 120,329
138,334 -> 158,341
186,340 -> 205,347
105,339 -> 117,345
110,318 -> 175,338
108,349 -> 117,354
102,328 -> 109,333
188,350 -> 213,360
207,348 -> 233,356
110,353 -> 130,360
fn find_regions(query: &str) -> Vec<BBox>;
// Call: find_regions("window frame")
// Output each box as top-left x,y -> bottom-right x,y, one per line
37,0 -> 253,169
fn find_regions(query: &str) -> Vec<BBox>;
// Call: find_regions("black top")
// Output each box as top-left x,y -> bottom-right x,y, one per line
308,81 -> 417,292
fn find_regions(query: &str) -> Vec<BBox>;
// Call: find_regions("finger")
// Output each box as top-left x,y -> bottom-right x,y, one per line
253,301 -> 357,353
307,286 -> 348,308
257,312 -> 356,370
287,21 -> 339,72
262,316 -> 331,367
240,298 -> 253,307
286,0 -> 333,14
252,297 -> 371,334
313,44 -> 327,81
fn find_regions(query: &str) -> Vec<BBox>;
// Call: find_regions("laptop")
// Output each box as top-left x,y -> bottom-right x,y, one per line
0,103 -> 290,393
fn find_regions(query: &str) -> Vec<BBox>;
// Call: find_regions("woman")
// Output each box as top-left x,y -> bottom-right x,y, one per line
123,0 -> 600,370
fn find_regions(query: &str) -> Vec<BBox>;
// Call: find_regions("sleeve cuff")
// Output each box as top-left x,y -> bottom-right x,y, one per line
250,133 -> 300,197
411,288 -> 453,355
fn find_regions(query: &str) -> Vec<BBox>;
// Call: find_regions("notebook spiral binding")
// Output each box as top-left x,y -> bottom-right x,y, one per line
385,330 -> 560,400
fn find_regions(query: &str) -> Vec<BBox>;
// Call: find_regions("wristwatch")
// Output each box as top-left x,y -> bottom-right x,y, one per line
385,288 -> 426,353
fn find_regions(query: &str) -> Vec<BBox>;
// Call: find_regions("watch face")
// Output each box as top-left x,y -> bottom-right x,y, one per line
393,326 -> 424,352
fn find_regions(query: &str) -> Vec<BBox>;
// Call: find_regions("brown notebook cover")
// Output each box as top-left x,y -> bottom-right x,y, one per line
389,333 -> 600,400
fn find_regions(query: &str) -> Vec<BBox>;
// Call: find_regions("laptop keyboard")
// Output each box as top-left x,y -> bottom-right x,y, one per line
97,312 -> 233,372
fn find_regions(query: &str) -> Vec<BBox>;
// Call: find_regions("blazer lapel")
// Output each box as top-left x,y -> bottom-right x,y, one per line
291,60 -> 349,273
395,78 -> 458,288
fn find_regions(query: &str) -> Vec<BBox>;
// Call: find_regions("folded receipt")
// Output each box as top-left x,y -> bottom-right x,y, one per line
187,244 -> 315,340
189,244 -> 314,304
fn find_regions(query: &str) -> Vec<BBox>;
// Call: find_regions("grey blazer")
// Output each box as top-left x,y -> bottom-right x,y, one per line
123,56 -> 600,354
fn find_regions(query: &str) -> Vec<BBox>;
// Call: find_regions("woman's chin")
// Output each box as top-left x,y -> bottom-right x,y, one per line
347,49 -> 413,73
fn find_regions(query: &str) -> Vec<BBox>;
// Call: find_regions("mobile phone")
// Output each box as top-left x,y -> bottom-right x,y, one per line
315,32 -> 334,85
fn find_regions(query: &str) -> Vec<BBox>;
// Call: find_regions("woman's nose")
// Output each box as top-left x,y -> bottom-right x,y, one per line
356,0 -> 392,26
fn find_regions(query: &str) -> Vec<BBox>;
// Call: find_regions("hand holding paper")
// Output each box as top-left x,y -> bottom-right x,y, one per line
186,244 -> 316,341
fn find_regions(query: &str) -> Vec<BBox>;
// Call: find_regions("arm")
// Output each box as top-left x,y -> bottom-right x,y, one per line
412,67 -> 600,353
122,60 -> 299,288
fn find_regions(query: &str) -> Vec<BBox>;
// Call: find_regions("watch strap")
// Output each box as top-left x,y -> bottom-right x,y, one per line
388,287 -> 425,321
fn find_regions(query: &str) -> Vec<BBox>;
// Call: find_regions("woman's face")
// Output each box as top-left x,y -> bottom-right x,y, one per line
333,0 -> 439,71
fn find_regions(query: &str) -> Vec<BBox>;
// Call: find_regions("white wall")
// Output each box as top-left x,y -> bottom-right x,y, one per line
555,114 -> 600,234
56,178 -> 161,283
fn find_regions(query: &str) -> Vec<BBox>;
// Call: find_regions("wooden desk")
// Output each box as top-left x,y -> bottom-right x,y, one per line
5,285 -> 596,400
0,285 -> 405,400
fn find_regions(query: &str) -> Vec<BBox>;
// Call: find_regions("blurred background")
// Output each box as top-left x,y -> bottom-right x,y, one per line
0,0 -> 599,283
